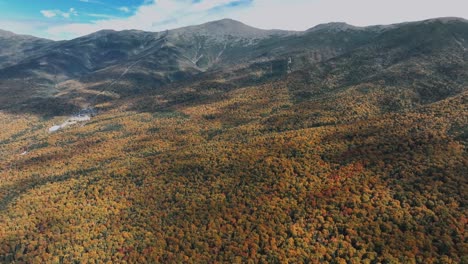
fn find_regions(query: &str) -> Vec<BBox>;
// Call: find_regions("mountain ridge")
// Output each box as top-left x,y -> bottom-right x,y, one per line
0,16 -> 466,116
2,16 -> 467,41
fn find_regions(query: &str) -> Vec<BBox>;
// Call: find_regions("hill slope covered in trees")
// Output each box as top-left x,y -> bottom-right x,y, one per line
0,17 -> 467,263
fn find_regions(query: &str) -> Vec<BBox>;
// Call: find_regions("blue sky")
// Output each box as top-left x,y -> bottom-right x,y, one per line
0,0 -> 150,22
0,0 -> 467,40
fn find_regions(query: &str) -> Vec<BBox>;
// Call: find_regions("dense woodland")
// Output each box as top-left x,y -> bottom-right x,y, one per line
0,74 -> 466,263
0,18 -> 467,263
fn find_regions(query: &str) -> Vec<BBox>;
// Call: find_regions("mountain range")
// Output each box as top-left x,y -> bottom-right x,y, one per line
0,17 -> 467,263
1,17 -> 466,116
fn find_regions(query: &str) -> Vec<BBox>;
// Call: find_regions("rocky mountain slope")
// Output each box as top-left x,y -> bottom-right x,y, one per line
0,29 -> 53,69
0,18 -> 466,115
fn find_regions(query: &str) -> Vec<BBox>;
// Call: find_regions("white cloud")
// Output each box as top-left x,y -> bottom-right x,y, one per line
231,0 -> 468,30
88,13 -> 118,19
40,10 -> 57,18
39,0 -> 468,40
118,6 -> 130,13
40,8 -> 78,19
191,0 -> 238,12
0,19 -> 64,38
45,0 -> 245,39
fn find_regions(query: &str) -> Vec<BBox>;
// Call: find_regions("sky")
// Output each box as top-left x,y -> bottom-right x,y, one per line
0,0 -> 467,40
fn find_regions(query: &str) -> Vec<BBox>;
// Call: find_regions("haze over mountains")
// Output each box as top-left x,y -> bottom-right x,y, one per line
0,17 -> 467,263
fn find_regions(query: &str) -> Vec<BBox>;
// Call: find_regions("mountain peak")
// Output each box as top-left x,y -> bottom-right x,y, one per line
421,17 -> 468,24
170,18 -> 292,39
0,29 -> 16,38
204,18 -> 247,26
307,22 -> 361,32
0,29 -> 52,41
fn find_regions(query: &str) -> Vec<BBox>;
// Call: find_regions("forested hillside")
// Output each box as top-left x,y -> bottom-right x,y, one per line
0,17 -> 466,263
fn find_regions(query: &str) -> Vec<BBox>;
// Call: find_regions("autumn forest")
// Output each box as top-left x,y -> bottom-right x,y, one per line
0,17 -> 467,263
